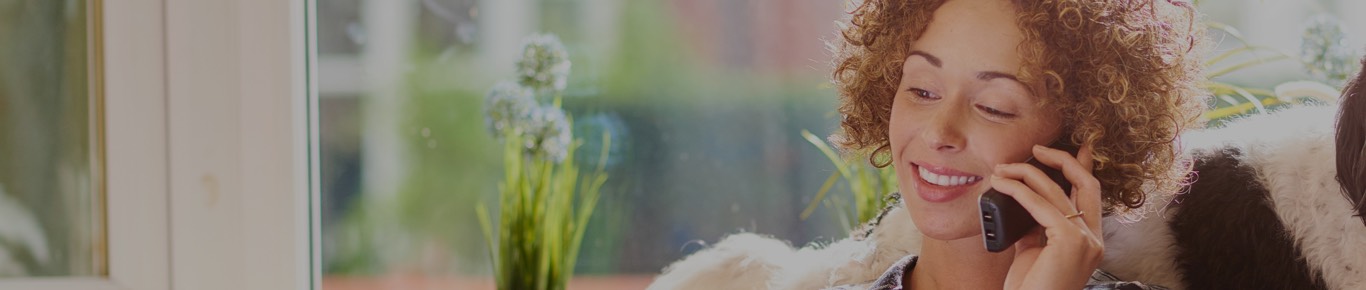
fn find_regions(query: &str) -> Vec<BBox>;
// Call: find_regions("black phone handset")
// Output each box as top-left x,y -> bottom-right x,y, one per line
979,140 -> 1081,252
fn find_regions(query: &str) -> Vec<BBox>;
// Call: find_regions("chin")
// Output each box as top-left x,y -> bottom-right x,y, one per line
902,190 -> 984,241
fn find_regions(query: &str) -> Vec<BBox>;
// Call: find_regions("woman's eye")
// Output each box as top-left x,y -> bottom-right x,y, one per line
908,88 -> 937,100
976,105 -> 1017,118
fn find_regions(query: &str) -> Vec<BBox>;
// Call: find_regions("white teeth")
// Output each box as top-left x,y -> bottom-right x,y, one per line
918,166 -> 980,186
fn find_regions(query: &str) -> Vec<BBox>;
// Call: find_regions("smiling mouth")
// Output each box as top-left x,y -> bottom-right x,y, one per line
916,164 -> 983,187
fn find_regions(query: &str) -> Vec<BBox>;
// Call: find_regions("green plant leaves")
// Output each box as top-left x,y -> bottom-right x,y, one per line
798,130 -> 897,232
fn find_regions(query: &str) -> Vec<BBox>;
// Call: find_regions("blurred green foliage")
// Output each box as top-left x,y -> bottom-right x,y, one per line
0,0 -> 95,277
1201,17 -> 1358,128
476,126 -> 609,290
799,130 -> 897,232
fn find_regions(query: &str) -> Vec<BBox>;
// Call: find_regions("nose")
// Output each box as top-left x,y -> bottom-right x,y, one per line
921,108 -> 966,153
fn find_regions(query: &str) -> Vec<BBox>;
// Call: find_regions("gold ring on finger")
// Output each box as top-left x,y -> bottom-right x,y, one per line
1064,211 -> 1085,219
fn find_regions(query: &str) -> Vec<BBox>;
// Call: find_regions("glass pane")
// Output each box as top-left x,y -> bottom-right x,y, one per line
318,1 -> 846,288
316,0 -> 1366,289
0,0 -> 103,278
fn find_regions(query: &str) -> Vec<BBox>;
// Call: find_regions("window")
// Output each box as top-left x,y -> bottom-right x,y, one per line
314,0 -> 1364,288
318,1 -> 850,288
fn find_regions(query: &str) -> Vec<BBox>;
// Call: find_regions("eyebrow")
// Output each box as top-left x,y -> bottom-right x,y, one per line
908,50 -> 1023,84
908,50 -> 942,67
976,71 -> 1020,83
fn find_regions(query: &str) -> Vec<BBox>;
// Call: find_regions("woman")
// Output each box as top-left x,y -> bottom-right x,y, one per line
650,0 -> 1205,289
830,0 -> 1202,288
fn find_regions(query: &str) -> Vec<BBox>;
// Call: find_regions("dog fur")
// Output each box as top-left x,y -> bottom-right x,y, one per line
1096,189 -> 1185,290
1172,146 -> 1326,289
1336,57 -> 1366,227
646,199 -> 921,290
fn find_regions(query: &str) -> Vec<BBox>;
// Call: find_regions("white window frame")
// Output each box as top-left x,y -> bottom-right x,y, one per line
0,0 -> 318,289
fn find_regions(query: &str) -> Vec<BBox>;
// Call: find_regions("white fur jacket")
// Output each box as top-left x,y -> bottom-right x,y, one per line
646,105 -> 1366,290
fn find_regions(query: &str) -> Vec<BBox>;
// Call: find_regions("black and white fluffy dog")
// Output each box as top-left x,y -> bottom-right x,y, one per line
647,62 -> 1366,290
1099,59 -> 1366,290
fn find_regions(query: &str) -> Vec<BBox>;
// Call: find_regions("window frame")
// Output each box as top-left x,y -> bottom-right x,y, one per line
0,0 -> 317,289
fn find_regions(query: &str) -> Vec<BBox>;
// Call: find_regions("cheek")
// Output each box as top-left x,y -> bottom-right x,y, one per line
974,127 -> 1050,165
887,102 -> 920,160
972,139 -> 1016,165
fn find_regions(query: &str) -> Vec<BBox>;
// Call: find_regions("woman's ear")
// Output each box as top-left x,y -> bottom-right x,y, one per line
1335,54 -> 1366,227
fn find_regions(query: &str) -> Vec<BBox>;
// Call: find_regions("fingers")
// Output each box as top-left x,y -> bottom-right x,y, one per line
993,148 -> 1106,289
1032,145 -> 1102,200
1074,144 -> 1102,234
988,174 -> 1073,230
1077,144 -> 1095,172
994,163 -> 1072,218
999,145 -> 1105,290
1032,145 -> 1103,233
993,173 -> 1105,268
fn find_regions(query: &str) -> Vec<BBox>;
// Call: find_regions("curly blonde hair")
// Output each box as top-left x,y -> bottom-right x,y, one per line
831,0 -> 1207,212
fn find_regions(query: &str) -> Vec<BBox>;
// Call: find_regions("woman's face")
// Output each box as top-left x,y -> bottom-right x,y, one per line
890,0 -> 1063,241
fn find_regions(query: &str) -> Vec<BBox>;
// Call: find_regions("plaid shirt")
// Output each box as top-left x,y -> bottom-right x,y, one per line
827,255 -> 1169,290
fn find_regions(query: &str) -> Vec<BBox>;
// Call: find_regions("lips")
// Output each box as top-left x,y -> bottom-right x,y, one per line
911,162 -> 984,203
918,166 -> 983,186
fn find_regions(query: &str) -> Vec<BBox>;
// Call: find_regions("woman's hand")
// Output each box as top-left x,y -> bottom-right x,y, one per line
990,144 -> 1104,290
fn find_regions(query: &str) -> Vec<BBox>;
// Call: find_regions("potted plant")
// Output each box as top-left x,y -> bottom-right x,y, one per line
477,34 -> 610,290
